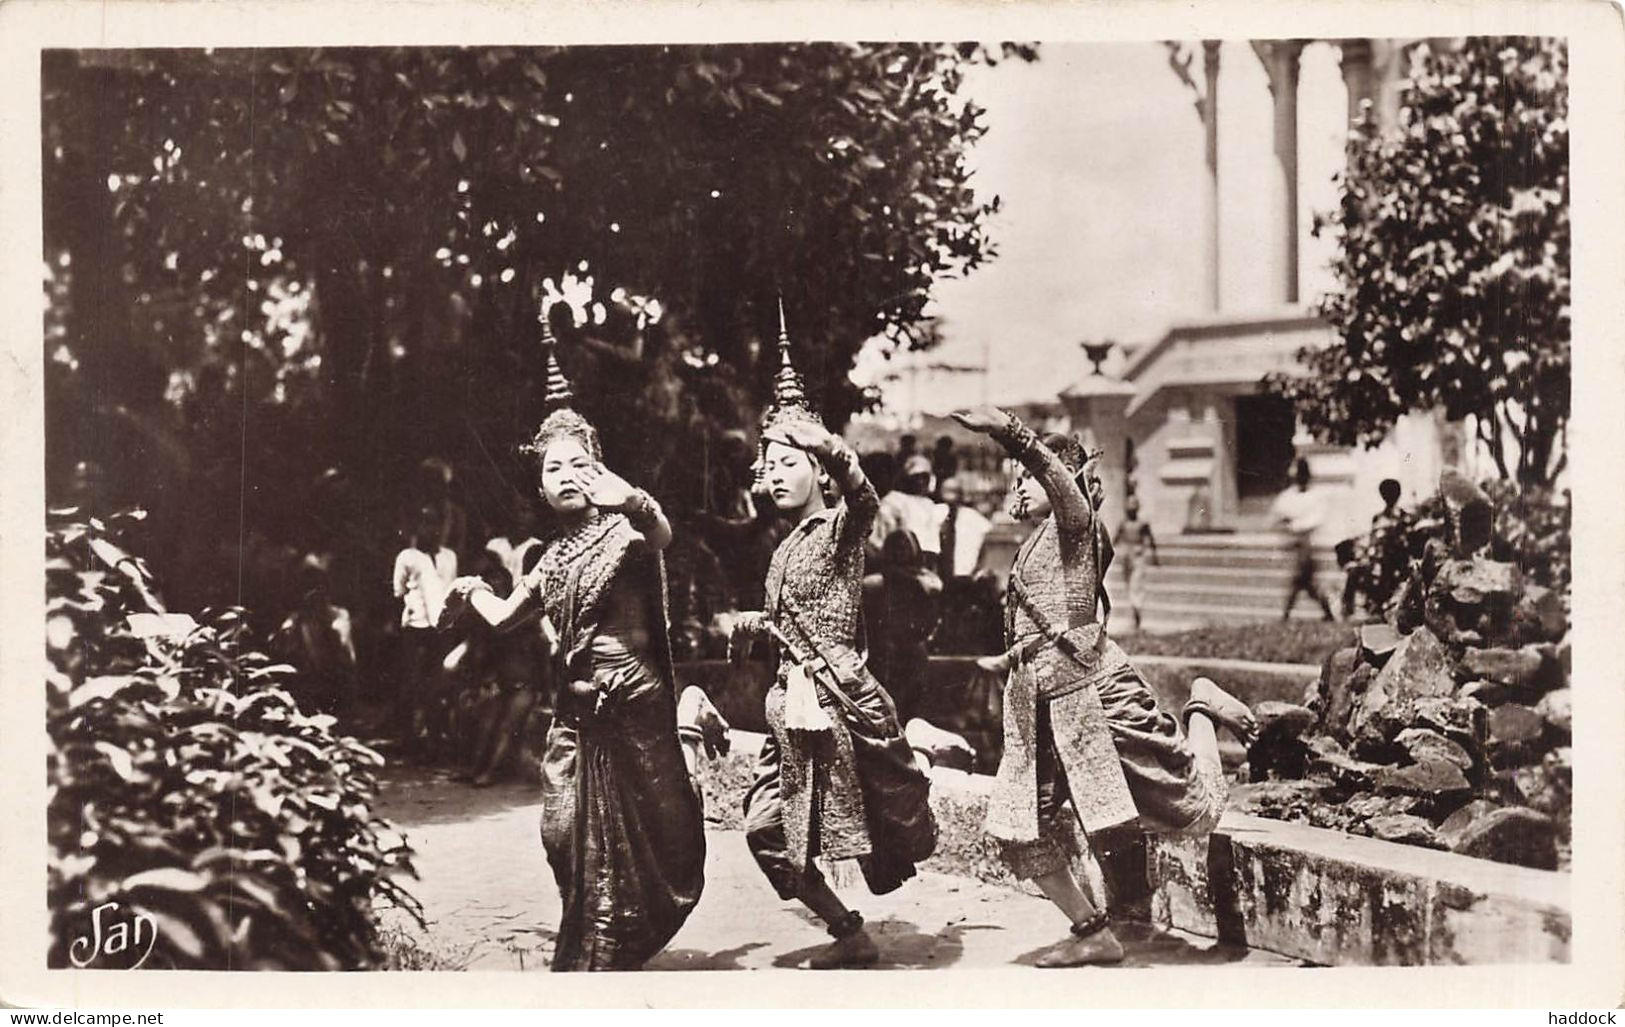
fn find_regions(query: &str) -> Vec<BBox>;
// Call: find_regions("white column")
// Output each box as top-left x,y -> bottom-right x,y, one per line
1252,40 -> 1305,305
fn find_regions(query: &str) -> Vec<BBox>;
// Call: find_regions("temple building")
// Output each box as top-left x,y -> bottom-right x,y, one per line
1051,39 -> 1479,626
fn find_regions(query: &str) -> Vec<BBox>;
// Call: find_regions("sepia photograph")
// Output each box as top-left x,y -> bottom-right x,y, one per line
3,0 -> 1622,1011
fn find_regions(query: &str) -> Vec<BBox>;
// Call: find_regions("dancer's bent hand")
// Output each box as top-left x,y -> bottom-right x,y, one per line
950,407 -> 1011,435
762,420 -> 834,455
577,463 -> 639,512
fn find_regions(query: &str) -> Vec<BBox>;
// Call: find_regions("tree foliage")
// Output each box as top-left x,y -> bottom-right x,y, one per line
1265,38 -> 1568,486
43,45 -> 1032,618
46,509 -> 419,969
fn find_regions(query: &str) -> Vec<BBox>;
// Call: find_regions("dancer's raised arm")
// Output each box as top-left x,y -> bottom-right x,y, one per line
763,419 -> 878,547
951,407 -> 1096,540
578,463 -> 673,551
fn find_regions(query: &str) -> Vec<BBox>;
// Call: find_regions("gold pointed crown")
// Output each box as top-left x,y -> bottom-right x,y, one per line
760,297 -> 822,435
753,297 -> 824,492
522,297 -> 602,464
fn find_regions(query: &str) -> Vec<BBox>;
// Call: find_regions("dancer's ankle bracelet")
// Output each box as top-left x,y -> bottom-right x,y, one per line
1070,909 -> 1111,939
827,910 -> 864,940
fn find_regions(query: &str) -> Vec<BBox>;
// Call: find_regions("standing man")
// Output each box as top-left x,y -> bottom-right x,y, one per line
1272,458 -> 1336,622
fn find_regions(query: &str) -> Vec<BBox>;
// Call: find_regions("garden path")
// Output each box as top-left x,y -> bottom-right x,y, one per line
374,764 -> 1299,972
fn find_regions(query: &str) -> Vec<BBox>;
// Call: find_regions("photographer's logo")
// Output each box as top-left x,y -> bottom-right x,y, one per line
69,901 -> 157,969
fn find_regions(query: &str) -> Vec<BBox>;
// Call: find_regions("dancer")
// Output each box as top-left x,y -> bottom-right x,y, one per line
440,307 -> 720,971
730,303 -> 937,969
953,406 -> 1256,967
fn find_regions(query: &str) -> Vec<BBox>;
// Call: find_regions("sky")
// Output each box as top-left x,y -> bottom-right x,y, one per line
853,41 -> 1352,418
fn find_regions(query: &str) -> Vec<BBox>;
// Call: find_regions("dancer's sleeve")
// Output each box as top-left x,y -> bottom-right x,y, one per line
986,412 -> 1095,543
813,434 -> 879,553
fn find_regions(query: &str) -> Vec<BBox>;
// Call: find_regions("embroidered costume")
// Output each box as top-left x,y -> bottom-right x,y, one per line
984,413 -> 1224,880
515,313 -> 704,970
740,307 -> 937,899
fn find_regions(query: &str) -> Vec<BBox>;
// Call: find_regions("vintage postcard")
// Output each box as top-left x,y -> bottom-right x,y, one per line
1,0 -> 1621,1011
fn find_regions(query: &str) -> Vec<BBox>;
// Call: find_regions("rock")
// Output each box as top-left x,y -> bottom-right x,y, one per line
1374,758 -> 1471,799
1348,626 -> 1456,751
1526,585 -> 1569,641
1439,469 -> 1494,554
1395,727 -> 1475,772
1411,695 -> 1489,751
1510,586 -> 1568,646
1461,646 -> 1545,689
1343,791 -> 1423,820
1247,701 -> 1317,780
1512,758 -> 1571,819
1256,701 -> 1316,738
1440,557 -> 1519,604
1315,647 -> 1364,739
1557,634 -> 1571,677
1427,556 -> 1521,646
1536,688 -> 1571,737
1357,623 -> 1402,667
1485,703 -> 1545,766
1306,737 -> 1385,792
1438,802 -> 1559,870
1458,680 -> 1513,707
1367,814 -> 1441,847
1228,779 -> 1329,817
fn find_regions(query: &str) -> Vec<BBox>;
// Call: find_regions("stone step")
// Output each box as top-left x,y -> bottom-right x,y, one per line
1110,564 -> 1343,587
1148,811 -> 1570,965
1142,581 -> 1346,611
1126,600 -> 1343,626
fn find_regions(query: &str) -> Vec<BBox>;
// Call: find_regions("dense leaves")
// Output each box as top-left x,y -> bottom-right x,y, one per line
43,44 -> 1032,624
1266,38 -> 1568,486
47,508 -> 419,970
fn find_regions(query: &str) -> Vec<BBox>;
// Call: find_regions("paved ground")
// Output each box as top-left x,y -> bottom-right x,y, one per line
375,764 -> 1299,972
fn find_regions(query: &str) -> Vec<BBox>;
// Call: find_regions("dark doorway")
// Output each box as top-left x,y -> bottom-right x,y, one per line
1234,393 -> 1296,498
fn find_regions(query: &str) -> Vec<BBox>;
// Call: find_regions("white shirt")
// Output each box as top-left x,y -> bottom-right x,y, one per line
393,546 -> 457,629
941,504 -> 992,577
485,535 -> 541,587
1271,487 -> 1326,537
871,491 -> 947,555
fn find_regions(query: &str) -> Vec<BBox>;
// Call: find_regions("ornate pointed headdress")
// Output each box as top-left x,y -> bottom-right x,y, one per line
753,298 -> 825,490
521,300 -> 602,465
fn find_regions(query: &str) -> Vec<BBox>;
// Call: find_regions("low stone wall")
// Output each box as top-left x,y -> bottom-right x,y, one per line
692,733 -> 1571,966
1148,811 -> 1571,965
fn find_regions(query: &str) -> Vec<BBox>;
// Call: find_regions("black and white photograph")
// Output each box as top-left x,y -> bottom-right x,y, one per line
2,0 -> 1622,1011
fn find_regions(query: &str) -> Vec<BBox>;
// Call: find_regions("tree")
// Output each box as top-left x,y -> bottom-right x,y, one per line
42,44 -> 1034,614
1264,38 -> 1568,486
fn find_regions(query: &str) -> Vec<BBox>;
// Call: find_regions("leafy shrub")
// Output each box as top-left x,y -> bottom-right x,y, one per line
47,508 -> 420,970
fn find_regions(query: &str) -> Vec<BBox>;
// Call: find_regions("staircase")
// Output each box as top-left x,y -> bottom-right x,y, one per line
1103,532 -> 1345,632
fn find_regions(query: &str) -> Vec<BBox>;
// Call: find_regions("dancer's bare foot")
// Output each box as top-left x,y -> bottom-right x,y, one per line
1035,926 -> 1125,967
1186,677 -> 1258,745
807,927 -> 879,969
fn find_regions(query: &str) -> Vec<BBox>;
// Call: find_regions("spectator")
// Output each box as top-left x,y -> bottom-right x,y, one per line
1113,496 -> 1159,632
897,433 -> 919,464
862,529 -> 943,722
930,436 -> 959,501
273,556 -> 358,717
391,505 -> 458,756
485,500 -> 542,586
936,476 -> 991,582
418,457 -> 469,559
1271,458 -> 1336,622
870,454 -> 945,561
